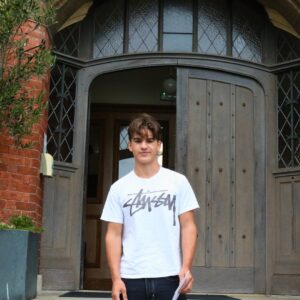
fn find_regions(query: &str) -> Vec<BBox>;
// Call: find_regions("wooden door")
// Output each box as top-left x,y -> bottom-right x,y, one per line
177,68 -> 266,293
83,105 -> 176,290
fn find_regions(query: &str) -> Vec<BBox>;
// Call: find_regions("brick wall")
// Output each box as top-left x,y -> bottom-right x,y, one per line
0,20 -> 50,227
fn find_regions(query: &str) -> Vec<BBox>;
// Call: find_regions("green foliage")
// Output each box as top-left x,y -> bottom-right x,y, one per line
0,0 -> 56,147
0,215 -> 43,233
0,222 -> 15,230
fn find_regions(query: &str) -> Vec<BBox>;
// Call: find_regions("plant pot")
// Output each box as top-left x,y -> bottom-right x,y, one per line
0,230 -> 39,300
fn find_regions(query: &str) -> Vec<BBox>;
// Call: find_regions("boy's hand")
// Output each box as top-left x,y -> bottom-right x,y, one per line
178,269 -> 194,294
112,278 -> 127,300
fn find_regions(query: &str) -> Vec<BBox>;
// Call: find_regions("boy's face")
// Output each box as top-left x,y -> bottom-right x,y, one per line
128,129 -> 161,166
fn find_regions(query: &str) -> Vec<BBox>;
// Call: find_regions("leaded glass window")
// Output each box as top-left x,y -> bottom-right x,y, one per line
54,0 -> 300,65
128,0 -> 159,53
197,0 -> 228,56
232,0 -> 263,63
163,0 -> 193,52
118,126 -> 134,178
93,0 -> 124,58
47,63 -> 77,162
278,69 -> 300,168
277,29 -> 300,63
54,23 -> 81,57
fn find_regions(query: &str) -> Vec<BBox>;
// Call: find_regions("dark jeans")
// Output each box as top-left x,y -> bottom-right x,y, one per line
121,276 -> 186,300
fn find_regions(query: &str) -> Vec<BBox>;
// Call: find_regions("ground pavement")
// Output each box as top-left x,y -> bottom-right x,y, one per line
34,290 -> 300,300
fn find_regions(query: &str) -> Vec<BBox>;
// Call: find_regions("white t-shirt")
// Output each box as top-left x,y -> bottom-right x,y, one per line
101,167 -> 199,278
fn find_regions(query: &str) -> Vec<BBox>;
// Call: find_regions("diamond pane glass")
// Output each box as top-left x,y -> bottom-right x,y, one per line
278,69 -> 300,168
232,0 -> 263,63
128,0 -> 158,53
47,63 -> 77,162
54,23 -> 81,57
119,126 -> 129,150
277,29 -> 300,63
93,0 -> 124,58
197,0 -> 228,55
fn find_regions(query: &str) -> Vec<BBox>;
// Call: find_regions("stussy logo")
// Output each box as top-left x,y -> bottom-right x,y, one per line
123,189 -> 177,226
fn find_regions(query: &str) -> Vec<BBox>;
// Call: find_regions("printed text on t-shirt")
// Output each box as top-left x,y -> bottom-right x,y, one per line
123,189 -> 177,226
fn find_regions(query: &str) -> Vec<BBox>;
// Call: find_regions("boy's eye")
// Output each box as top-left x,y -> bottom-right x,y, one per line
132,138 -> 155,143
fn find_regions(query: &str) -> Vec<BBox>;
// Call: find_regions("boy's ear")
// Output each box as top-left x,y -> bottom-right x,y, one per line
128,141 -> 133,152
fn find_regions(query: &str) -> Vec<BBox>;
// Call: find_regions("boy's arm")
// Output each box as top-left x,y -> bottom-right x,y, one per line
105,222 -> 127,300
179,210 -> 198,293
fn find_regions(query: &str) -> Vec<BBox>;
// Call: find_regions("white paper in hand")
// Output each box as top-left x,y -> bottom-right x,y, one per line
172,271 -> 190,300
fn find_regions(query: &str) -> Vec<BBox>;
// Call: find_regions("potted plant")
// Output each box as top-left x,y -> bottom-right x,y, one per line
0,215 -> 43,300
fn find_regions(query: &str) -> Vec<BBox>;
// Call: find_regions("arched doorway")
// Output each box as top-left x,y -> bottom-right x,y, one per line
82,65 -> 267,293
40,55 -> 273,292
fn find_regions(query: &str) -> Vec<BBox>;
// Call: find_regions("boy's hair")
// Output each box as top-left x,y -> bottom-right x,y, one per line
128,113 -> 162,141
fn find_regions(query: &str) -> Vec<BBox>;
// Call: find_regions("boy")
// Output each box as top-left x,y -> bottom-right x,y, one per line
101,113 -> 199,300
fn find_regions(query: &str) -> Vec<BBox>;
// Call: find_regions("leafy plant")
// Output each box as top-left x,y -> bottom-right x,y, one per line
0,0 -> 56,147
0,215 -> 43,233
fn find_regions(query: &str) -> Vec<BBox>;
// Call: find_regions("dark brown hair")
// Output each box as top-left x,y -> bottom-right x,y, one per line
128,113 -> 162,141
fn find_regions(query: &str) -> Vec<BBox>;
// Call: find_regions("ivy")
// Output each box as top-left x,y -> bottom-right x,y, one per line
0,0 -> 56,147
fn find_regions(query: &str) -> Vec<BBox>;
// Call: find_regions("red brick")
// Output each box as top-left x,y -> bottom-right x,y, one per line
6,156 -> 25,166
29,194 -> 39,203
1,191 -> 23,201
23,175 -> 38,185
0,200 -> 5,209
0,171 -> 8,178
31,159 -> 40,169
8,147 -> 21,155
22,149 -> 40,159
3,136 -> 11,145
22,194 -> 31,202
4,203 -> 16,212
0,145 -> 9,153
12,173 -> 23,181
17,166 -> 39,176
15,202 -> 36,211
7,164 -> 18,173
0,164 -> 7,171
16,182 -> 37,193
0,179 -> 8,190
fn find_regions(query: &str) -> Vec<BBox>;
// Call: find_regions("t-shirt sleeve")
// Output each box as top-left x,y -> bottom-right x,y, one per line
177,175 -> 200,215
100,185 -> 124,224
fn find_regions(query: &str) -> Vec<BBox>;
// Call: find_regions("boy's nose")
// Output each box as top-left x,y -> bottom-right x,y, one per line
141,140 -> 148,148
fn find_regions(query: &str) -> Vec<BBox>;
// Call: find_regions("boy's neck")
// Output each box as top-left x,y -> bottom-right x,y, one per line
134,162 -> 160,178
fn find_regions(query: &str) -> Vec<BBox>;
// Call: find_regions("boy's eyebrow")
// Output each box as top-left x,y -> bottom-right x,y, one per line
132,136 -> 155,141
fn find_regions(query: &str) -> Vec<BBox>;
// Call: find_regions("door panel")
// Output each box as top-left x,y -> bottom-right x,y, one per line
178,68 -> 265,293
272,174 -> 300,294
84,106 -> 176,290
41,166 -> 78,290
